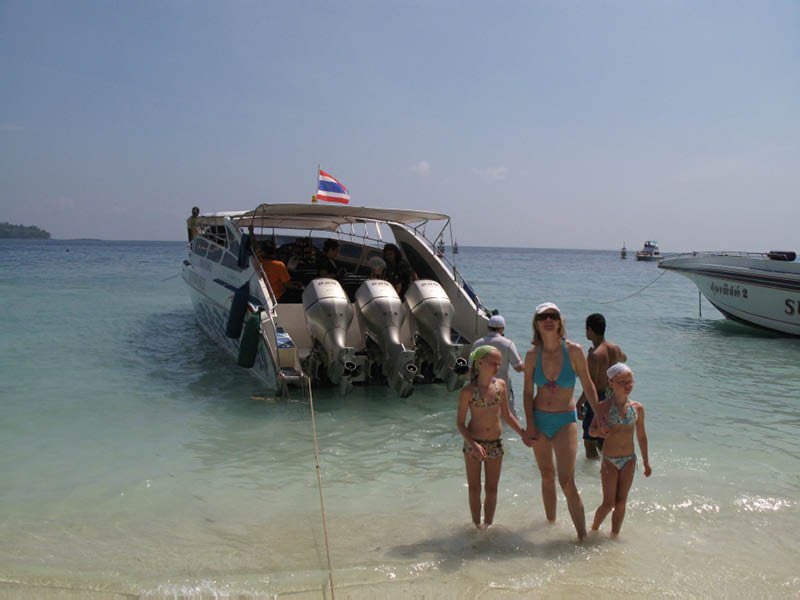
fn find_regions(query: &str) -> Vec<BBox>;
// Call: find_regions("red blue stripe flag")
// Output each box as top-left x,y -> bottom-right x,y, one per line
316,169 -> 350,204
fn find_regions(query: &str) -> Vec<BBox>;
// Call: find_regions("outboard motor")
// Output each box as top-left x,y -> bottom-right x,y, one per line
405,280 -> 468,391
355,279 -> 417,398
302,278 -> 358,392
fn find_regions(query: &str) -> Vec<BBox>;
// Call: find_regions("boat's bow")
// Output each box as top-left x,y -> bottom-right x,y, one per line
659,252 -> 800,335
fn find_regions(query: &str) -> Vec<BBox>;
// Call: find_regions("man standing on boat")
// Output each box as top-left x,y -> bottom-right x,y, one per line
187,206 -> 200,242
577,313 -> 627,459
471,315 -> 525,415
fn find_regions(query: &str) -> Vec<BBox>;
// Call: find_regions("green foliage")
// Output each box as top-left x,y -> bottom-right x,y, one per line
0,222 -> 52,239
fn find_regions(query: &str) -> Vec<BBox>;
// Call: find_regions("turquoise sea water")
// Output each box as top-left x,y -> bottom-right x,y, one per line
1,239 -> 798,598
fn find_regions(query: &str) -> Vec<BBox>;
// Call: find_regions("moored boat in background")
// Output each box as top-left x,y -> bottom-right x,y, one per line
636,240 -> 661,261
658,250 -> 800,335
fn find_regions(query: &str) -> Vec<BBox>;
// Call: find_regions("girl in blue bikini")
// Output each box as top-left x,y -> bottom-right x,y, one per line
590,363 -> 651,536
457,345 -> 525,529
523,302 -> 602,540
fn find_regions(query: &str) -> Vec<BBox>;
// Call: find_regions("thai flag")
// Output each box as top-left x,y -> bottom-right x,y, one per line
316,169 -> 350,204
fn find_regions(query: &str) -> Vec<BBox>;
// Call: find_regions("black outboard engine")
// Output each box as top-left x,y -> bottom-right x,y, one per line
355,279 -> 417,398
302,278 -> 359,392
404,280 -> 468,391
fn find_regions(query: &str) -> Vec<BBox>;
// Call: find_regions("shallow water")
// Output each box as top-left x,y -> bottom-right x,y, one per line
1,240 -> 798,598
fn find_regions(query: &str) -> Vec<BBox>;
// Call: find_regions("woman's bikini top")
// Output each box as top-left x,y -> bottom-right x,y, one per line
533,339 -> 576,391
469,378 -> 503,408
608,401 -> 637,425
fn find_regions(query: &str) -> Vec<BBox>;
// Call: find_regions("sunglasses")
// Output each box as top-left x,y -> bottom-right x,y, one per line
536,312 -> 560,321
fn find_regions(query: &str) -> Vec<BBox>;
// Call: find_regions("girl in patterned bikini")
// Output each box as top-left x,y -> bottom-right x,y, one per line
590,363 -> 651,536
457,345 -> 525,529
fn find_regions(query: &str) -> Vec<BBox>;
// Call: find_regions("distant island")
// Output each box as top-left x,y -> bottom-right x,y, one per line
0,222 -> 52,239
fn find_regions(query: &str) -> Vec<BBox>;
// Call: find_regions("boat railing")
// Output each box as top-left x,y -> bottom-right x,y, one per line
244,244 -> 285,362
662,250 -> 769,261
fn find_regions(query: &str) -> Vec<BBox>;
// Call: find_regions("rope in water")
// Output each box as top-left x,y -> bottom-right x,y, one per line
597,270 -> 667,304
304,376 -> 336,598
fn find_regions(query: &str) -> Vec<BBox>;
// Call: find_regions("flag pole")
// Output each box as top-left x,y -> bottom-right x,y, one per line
312,164 -> 319,203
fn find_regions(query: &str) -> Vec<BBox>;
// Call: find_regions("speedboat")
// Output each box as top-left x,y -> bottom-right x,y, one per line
636,240 -> 660,261
658,250 -> 800,335
181,203 -> 491,398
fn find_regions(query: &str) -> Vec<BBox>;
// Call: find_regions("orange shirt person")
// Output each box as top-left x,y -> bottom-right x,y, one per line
257,241 -> 291,300
262,257 -> 291,299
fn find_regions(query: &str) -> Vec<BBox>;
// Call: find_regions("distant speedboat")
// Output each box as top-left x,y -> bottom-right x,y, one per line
621,243 -> 627,259
658,250 -> 800,335
636,240 -> 660,261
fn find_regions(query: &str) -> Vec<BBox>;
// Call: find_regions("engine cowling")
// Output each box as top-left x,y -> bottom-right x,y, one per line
355,279 -> 416,398
405,279 -> 468,391
302,278 -> 358,387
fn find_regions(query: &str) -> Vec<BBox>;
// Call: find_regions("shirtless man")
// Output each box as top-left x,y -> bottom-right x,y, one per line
577,313 -> 627,459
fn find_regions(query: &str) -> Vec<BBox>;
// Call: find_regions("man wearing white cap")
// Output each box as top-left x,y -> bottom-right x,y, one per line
471,314 -> 524,415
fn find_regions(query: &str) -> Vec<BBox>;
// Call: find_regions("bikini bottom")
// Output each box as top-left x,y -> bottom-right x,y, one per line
604,454 -> 636,471
534,409 -> 578,439
463,439 -> 504,461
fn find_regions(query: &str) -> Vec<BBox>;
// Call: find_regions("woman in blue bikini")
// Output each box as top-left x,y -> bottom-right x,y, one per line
590,363 -> 651,536
457,345 -> 525,529
522,302 -> 603,540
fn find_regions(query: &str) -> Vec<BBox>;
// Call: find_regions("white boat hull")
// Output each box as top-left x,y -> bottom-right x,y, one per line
182,255 -> 280,392
659,253 -> 800,336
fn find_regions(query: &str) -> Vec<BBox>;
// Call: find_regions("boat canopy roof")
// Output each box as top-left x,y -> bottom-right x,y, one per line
196,203 -> 450,232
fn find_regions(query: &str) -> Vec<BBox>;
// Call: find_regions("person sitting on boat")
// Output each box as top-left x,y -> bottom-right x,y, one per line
186,206 -> 200,242
316,239 -> 347,280
590,363 -> 651,537
522,302 -> 603,541
457,345 -> 525,529
367,255 -> 387,280
256,241 -> 293,301
383,243 -> 416,299
285,238 -> 316,272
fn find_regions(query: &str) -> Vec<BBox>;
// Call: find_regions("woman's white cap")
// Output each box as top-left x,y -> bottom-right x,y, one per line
607,363 -> 632,380
535,302 -> 560,315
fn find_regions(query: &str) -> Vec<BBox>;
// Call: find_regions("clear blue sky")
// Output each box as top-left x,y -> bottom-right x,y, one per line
2,1 -> 798,250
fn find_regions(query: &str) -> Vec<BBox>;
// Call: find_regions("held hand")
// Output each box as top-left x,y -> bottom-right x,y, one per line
471,441 -> 487,460
644,464 -> 652,477
596,415 -> 611,438
523,427 -> 538,446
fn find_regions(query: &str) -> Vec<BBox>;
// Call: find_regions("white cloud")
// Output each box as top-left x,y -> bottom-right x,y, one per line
56,196 -> 76,209
412,160 -> 431,176
473,166 -> 509,183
